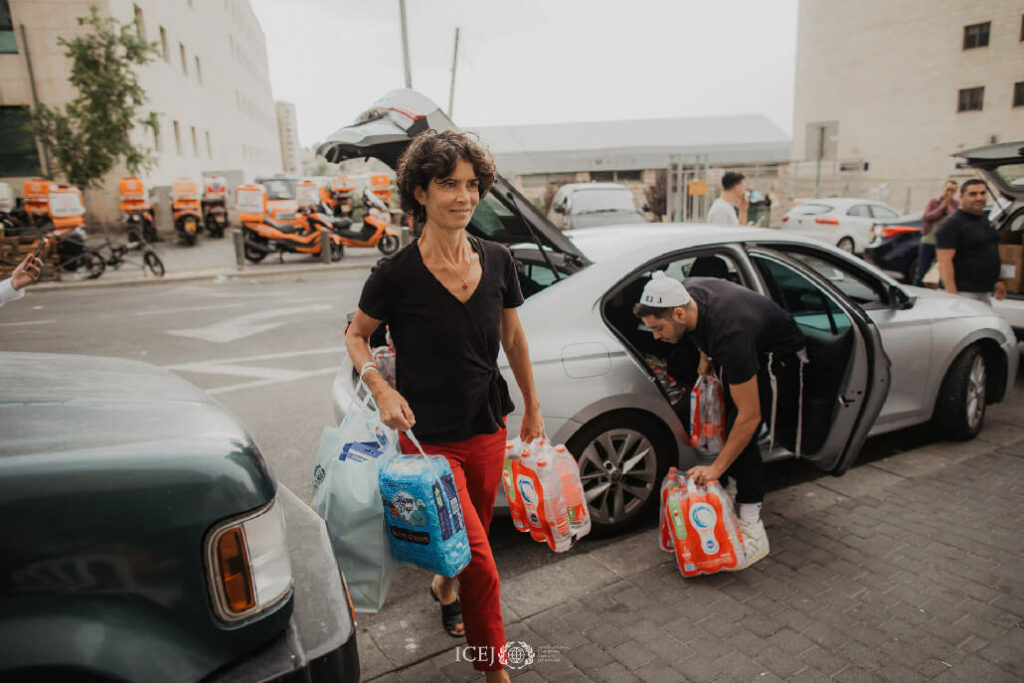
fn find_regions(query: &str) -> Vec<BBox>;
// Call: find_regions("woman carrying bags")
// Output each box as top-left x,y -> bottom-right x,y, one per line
344,129 -> 544,682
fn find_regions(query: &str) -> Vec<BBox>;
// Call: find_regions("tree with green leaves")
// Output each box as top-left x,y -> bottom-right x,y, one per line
30,5 -> 159,189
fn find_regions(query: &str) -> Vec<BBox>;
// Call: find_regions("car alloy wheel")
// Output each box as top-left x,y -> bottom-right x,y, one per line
934,344 -> 986,440
965,354 -> 986,432
568,413 -> 670,534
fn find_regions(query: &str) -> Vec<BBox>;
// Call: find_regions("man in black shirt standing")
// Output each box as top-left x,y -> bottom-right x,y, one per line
935,179 -> 1006,304
634,272 -> 805,569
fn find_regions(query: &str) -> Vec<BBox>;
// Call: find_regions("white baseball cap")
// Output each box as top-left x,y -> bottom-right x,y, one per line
639,271 -> 691,308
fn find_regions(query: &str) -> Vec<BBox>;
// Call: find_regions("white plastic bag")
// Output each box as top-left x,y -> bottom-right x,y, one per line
312,389 -> 398,612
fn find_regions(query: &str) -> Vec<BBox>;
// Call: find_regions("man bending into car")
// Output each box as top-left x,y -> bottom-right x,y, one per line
634,271 -> 805,568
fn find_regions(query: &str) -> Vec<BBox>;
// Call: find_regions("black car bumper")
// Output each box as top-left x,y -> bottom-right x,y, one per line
209,486 -> 359,683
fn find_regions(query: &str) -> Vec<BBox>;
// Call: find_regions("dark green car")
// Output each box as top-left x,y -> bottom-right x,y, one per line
0,353 -> 359,682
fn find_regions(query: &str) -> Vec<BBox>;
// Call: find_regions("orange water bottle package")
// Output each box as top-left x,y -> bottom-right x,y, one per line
659,467 -> 686,552
664,477 -> 745,577
502,437 -> 586,551
690,375 -> 726,456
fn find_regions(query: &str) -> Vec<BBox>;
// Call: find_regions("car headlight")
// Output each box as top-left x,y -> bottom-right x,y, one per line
205,497 -> 293,623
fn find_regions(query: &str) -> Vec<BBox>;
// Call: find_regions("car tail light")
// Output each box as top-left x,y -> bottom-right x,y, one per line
880,225 -> 921,238
206,497 -> 293,622
782,216 -> 789,222
814,216 -> 840,225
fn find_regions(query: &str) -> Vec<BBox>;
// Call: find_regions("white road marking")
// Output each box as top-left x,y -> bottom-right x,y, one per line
163,346 -> 346,395
167,304 -> 332,343
205,366 -> 339,395
135,303 -> 245,316
0,319 -> 57,327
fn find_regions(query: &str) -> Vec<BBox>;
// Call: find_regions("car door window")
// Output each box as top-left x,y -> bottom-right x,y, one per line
870,205 -> 899,219
768,246 -> 889,308
469,191 -> 518,242
750,256 -> 851,333
847,204 -> 872,218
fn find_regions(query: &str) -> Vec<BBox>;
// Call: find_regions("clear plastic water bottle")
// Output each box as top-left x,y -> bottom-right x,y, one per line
516,447 -> 547,542
552,444 -> 591,540
537,456 -> 572,552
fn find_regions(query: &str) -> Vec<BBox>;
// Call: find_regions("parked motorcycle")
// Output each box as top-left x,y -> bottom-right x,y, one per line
19,179 -> 52,229
325,175 -> 356,218
236,184 -> 343,263
118,176 -> 158,244
41,184 -> 105,278
334,187 -> 400,255
171,178 -> 203,246
201,175 -> 230,238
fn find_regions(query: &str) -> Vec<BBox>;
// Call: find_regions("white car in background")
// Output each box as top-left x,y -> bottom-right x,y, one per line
780,198 -> 910,254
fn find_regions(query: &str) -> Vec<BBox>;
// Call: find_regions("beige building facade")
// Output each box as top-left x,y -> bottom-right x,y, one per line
0,0 -> 279,224
275,100 -> 301,174
791,0 -> 1024,213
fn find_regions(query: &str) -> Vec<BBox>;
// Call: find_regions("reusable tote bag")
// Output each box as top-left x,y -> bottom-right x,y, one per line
311,386 -> 398,612
378,432 -> 472,578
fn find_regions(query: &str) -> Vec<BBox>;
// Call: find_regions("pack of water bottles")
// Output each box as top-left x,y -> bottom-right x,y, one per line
502,438 -> 591,552
378,434 -> 471,578
659,467 -> 745,577
690,375 -> 726,456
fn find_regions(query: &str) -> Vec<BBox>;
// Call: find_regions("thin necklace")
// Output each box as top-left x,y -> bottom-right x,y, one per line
437,237 -> 472,290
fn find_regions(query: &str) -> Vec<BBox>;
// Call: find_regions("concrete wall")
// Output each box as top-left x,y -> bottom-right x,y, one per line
792,0 -> 1024,213
2,0 -> 279,226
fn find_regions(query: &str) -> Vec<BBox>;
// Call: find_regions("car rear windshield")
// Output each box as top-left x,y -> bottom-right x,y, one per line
258,178 -> 297,200
995,163 -> 1024,189
791,203 -> 832,215
573,190 -> 637,215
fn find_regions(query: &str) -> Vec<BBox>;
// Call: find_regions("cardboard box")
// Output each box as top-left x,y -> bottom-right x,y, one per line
1000,244 -> 1024,294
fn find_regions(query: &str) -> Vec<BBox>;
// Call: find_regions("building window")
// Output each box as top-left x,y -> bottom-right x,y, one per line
153,123 -> 162,153
179,43 -> 187,75
173,120 -> 181,154
205,130 -> 212,158
1021,14 -> 1024,41
191,126 -> 199,157
159,26 -> 168,61
0,107 -> 42,175
194,56 -> 202,84
1,0 -> 17,53
963,22 -> 990,50
1014,82 -> 1024,108
957,86 -> 984,112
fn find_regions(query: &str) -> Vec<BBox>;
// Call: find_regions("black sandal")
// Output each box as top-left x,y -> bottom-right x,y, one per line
429,584 -> 465,638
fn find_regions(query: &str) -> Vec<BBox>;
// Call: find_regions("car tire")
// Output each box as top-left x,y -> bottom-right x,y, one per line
904,254 -> 918,284
933,345 -> 986,441
566,411 -> 672,536
837,237 -> 855,253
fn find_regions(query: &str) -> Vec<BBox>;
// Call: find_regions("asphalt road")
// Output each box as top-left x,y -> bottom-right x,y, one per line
3,267 -> 1022,584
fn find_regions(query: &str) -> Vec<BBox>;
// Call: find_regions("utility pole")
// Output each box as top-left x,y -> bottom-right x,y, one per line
447,27 -> 460,118
398,0 -> 412,88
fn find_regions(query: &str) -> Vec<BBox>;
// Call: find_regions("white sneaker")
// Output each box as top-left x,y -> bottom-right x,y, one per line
737,518 -> 770,569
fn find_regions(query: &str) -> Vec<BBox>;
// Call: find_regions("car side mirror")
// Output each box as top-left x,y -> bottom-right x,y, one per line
888,284 -> 912,309
553,204 -> 565,214
642,203 -> 650,213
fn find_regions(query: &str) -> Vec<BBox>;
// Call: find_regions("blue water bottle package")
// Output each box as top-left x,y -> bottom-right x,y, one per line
378,433 -> 471,578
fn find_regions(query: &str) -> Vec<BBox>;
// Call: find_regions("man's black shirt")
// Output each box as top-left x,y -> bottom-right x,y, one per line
358,237 -> 524,442
682,277 -> 805,384
934,208 -> 1001,293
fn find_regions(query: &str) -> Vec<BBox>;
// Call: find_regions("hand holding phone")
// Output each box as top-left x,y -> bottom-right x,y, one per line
30,237 -> 48,260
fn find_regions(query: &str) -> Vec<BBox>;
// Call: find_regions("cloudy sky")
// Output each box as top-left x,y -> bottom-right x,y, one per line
249,0 -> 799,148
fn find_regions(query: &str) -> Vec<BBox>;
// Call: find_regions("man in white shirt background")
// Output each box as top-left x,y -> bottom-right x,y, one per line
706,171 -> 749,226
0,253 -> 43,309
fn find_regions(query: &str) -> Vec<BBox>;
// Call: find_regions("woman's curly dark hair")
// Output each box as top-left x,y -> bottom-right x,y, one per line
396,129 -> 497,224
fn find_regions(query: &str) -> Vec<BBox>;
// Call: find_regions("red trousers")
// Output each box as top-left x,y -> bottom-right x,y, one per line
399,427 -> 508,671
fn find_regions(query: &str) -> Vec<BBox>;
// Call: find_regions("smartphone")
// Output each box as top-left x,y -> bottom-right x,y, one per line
30,237 -> 48,260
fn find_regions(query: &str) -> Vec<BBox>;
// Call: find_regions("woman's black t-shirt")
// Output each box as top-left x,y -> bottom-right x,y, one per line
357,236 -> 524,442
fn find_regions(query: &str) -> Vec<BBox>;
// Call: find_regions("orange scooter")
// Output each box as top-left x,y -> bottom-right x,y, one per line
201,175 -> 230,238
22,179 -> 52,229
334,187 -> 400,255
236,184 -> 343,263
118,176 -> 158,243
325,175 -> 356,218
171,178 -> 203,246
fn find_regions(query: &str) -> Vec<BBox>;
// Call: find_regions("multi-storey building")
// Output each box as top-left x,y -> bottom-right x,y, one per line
791,0 -> 1024,213
0,0 -> 280,224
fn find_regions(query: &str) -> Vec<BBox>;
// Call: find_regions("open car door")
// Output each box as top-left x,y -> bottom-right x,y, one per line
745,245 -> 890,475
316,88 -> 587,265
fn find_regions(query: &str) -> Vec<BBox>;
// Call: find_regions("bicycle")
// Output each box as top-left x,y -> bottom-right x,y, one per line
93,236 -> 165,277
